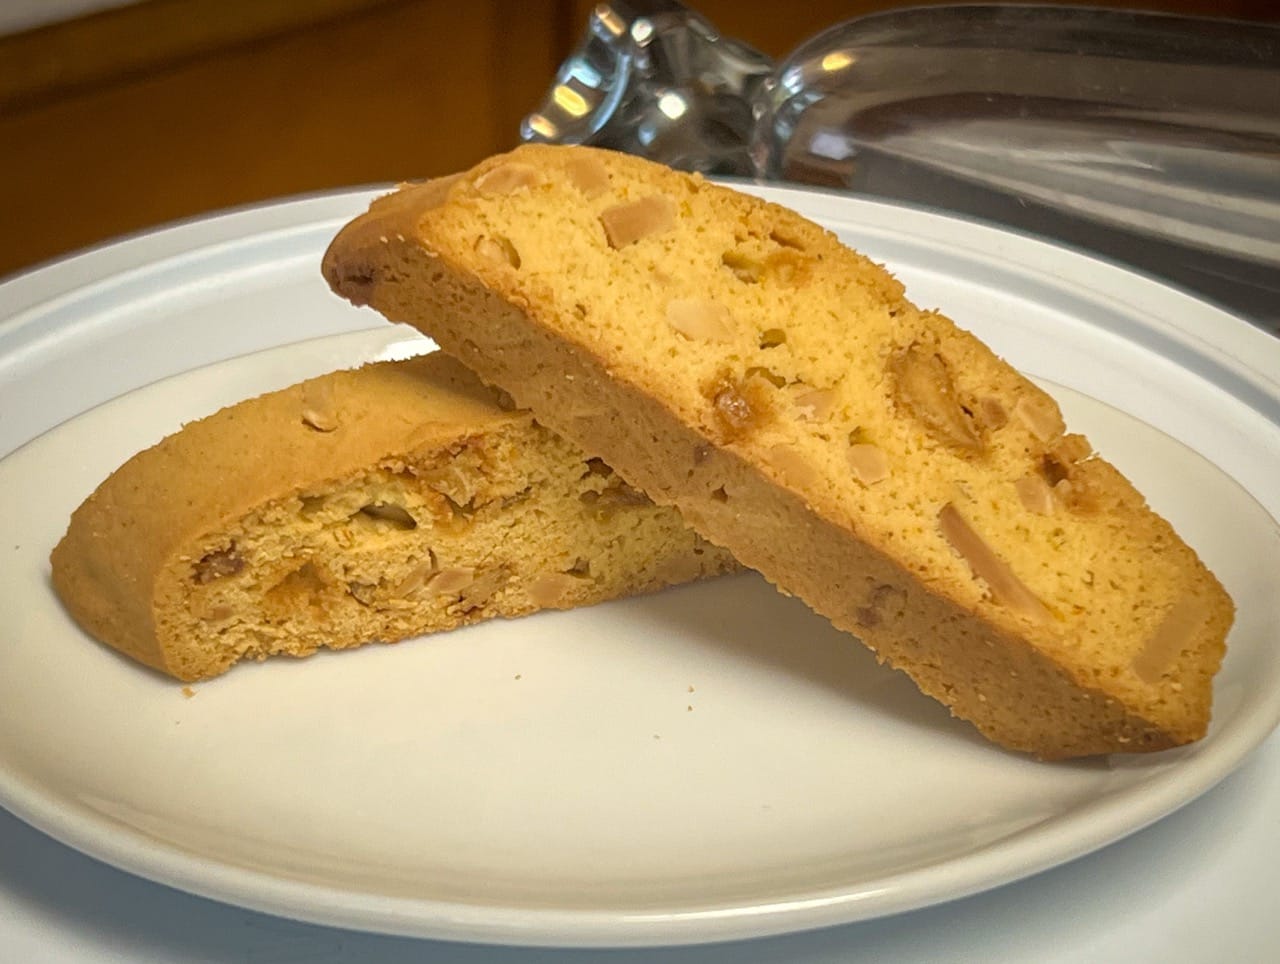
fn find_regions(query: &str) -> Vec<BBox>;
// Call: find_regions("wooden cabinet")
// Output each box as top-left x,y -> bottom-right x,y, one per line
2,0 -> 1275,277
0,0 -> 561,275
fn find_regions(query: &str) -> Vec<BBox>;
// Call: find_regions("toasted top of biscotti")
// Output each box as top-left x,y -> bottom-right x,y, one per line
50,350 -> 737,680
322,145 -> 1233,757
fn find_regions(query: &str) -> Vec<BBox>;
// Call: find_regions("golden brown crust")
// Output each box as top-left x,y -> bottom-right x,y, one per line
323,145 -> 1233,758
50,351 -> 737,681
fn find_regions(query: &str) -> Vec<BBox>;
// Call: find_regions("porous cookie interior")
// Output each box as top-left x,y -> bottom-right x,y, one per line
52,354 -> 737,681
163,418 -> 728,680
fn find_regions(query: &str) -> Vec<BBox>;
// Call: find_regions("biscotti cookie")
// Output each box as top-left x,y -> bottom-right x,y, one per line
51,351 -> 738,682
323,145 -> 1233,759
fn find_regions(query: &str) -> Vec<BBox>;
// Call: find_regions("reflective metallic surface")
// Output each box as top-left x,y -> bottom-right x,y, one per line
521,1 -> 772,175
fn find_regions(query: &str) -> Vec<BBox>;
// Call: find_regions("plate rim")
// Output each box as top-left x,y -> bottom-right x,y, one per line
2,185 -> 1279,947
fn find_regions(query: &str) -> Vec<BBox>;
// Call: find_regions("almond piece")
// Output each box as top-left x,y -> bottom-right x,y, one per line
665,297 -> 735,343
847,443 -> 890,485
1132,596 -> 1205,682
474,235 -> 521,268
787,383 -> 837,421
1014,474 -> 1055,514
425,567 -> 475,595
458,568 -> 509,611
974,396 -> 1008,431
1053,477 -> 1104,515
394,559 -> 437,597
889,344 -> 982,453
1014,393 -> 1066,442
599,196 -> 676,248
300,380 -> 339,432
938,503 -> 1052,623
421,462 -> 478,511
565,154 -> 610,198
527,572 -> 578,607
474,162 -> 541,195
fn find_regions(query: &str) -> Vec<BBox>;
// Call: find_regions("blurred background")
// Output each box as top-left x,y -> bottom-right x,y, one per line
2,0 -> 1276,279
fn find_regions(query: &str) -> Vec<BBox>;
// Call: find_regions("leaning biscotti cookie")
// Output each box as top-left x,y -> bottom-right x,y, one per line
51,351 -> 737,682
322,145 -> 1232,759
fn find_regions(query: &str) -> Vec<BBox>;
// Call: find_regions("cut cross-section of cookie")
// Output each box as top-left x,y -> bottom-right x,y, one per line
51,353 -> 738,681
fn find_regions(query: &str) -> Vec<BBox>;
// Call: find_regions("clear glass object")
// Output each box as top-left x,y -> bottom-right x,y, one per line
753,4 -> 1280,329
524,3 -> 1280,330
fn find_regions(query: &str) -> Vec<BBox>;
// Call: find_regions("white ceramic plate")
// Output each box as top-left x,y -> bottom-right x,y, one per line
1,186 -> 1279,948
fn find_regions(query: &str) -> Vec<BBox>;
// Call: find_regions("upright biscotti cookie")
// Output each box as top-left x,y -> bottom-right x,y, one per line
323,145 -> 1233,758
51,351 -> 737,681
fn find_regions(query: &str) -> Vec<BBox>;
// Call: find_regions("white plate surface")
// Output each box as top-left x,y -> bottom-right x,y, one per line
1,186 -> 1279,948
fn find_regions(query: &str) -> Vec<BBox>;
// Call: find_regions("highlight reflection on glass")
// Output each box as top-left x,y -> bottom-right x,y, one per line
524,2 -> 1280,330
